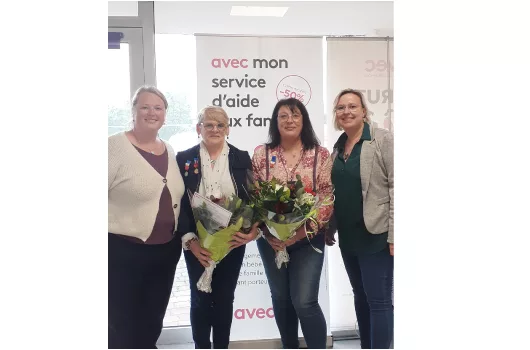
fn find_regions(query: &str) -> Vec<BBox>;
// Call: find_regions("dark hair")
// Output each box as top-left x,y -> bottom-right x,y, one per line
266,98 -> 320,150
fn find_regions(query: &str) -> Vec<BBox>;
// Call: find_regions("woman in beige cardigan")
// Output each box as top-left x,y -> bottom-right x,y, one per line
108,86 -> 185,349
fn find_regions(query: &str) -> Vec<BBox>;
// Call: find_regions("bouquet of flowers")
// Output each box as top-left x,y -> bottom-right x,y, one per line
189,190 -> 255,292
248,174 -> 333,268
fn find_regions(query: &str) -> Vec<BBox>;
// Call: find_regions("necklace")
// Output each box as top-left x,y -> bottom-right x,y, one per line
131,130 -> 157,154
344,125 -> 365,160
277,146 -> 305,182
344,136 -> 361,161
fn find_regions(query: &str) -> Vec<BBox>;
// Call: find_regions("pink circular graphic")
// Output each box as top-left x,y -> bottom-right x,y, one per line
276,75 -> 312,106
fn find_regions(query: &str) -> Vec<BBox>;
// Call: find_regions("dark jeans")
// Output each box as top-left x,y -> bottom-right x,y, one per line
341,246 -> 394,349
184,244 -> 246,349
108,233 -> 181,349
257,234 -> 327,349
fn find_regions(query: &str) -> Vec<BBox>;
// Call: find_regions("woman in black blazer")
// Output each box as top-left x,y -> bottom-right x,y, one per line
176,106 -> 260,349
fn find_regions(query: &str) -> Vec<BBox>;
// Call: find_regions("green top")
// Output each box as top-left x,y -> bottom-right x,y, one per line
331,123 -> 388,255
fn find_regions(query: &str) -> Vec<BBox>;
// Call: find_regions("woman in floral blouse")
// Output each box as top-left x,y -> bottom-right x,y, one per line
252,98 -> 333,349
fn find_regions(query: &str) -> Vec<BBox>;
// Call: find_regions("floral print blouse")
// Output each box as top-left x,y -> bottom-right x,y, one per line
251,144 -> 334,233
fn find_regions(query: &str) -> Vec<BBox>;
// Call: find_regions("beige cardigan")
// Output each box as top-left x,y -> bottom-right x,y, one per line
108,132 -> 185,242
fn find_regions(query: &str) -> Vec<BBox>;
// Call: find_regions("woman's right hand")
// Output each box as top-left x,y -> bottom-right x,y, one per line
264,230 -> 285,252
189,240 -> 212,268
325,231 -> 336,246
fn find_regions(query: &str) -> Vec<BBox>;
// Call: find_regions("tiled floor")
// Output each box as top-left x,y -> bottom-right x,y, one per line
335,338 -> 393,349
333,339 -> 362,349
158,339 -> 361,349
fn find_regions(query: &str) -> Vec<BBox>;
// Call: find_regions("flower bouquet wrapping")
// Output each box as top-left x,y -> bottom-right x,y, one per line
189,190 -> 255,292
248,175 -> 333,268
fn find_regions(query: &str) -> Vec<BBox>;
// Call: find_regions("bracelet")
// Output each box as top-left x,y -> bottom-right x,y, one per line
306,220 -> 319,233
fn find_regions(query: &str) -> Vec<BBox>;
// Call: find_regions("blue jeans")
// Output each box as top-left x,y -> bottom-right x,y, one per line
257,234 -> 327,349
341,246 -> 394,349
185,245 -> 246,349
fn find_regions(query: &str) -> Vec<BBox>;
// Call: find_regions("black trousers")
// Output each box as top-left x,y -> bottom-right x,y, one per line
108,233 -> 182,349
184,245 -> 245,349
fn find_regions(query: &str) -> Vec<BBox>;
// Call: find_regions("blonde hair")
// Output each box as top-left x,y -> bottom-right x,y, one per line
131,85 -> 168,110
332,89 -> 370,131
197,106 -> 229,125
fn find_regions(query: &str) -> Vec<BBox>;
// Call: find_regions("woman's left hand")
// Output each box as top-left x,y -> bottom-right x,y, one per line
284,224 -> 308,247
229,222 -> 261,250
389,243 -> 394,256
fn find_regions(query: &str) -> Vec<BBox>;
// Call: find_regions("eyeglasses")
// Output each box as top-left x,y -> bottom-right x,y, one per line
201,122 -> 227,131
335,104 -> 361,114
138,105 -> 164,113
278,113 -> 302,123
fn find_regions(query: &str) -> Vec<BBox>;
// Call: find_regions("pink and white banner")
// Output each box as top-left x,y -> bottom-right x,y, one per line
196,35 -> 330,342
326,37 -> 393,333
196,35 -> 325,156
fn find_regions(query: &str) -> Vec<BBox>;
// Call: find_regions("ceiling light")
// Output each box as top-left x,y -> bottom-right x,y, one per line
230,6 -> 289,17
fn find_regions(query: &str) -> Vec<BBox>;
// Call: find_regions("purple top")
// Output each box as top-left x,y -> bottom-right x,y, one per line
118,145 -> 175,245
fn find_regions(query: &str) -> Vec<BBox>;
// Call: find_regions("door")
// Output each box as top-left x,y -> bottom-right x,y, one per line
108,27 -> 144,136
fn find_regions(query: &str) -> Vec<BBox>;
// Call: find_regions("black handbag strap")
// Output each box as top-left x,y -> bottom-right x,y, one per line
265,146 -> 269,181
312,146 -> 319,192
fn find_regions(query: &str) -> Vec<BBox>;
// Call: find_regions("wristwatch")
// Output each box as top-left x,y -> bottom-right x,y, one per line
184,237 -> 198,250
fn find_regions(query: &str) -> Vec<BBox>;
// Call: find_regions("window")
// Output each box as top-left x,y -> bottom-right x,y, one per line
108,43 -> 132,136
156,34 -> 198,154
155,34 -> 198,328
107,27 -> 144,136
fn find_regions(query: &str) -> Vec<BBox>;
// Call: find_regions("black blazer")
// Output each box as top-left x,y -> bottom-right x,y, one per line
175,143 -> 253,238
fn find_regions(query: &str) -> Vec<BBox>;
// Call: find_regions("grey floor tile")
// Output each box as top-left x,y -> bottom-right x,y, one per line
333,339 -> 362,349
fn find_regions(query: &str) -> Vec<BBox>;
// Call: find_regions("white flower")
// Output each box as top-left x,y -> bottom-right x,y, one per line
298,192 -> 316,206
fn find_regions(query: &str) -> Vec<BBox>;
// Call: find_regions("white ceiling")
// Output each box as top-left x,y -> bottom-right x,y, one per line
108,1 -> 139,16
152,1 -> 393,37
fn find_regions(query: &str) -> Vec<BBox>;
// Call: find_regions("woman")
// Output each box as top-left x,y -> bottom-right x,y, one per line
252,98 -> 333,349
327,89 -> 394,349
176,106 -> 260,349
108,86 -> 185,348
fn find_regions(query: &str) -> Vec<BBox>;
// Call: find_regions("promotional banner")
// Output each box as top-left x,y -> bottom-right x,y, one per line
196,35 -> 325,155
228,246 -> 331,341
196,35 -> 330,342
325,37 -> 393,332
326,38 -> 393,145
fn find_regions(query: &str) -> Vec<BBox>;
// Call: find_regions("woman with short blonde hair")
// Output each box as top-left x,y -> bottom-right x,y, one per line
328,88 -> 394,349
176,105 -> 259,349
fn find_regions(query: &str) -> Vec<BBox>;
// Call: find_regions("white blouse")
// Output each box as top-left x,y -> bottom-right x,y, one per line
182,141 -> 235,246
